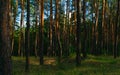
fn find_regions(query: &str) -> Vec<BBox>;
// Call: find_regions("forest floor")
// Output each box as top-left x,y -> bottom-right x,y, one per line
12,55 -> 120,75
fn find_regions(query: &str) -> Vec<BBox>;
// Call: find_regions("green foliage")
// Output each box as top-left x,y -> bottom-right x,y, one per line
11,0 -> 120,57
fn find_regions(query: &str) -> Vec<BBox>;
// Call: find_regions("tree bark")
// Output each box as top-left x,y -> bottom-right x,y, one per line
55,0 -> 62,62
25,0 -> 30,72
39,0 -> 44,65
48,0 -> 53,56
18,0 -> 25,56
0,0 -> 12,75
82,0 -> 87,58
101,0 -> 106,54
35,15 -> 38,57
11,0 -> 18,54
114,0 -> 120,58
76,0 -> 81,66
95,0 -> 99,55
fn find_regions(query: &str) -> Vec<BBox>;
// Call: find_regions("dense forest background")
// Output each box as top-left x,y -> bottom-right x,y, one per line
0,0 -> 120,75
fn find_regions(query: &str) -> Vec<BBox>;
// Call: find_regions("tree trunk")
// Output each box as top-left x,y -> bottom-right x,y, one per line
82,0 -> 87,58
35,15 -> 38,57
66,0 -> 70,57
11,0 -> 18,54
114,0 -> 120,58
0,0 -> 12,75
48,0 -> 53,56
55,0 -> 62,62
25,0 -> 30,72
76,0 -> 81,66
39,0 -> 44,65
101,0 -> 106,54
91,0 -> 96,55
95,0 -> 99,55
18,0 -> 25,56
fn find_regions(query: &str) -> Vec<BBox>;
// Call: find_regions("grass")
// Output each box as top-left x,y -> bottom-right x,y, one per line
12,55 -> 120,75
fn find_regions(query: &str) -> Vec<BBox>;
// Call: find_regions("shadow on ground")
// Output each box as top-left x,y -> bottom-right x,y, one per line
12,56 -> 120,75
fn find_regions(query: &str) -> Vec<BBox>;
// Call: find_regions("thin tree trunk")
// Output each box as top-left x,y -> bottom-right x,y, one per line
34,1 -> 39,57
18,0 -> 25,56
66,0 -> 70,56
95,0 -> 99,55
25,0 -> 30,72
62,1 -> 66,57
82,0 -> 87,58
76,0 -> 81,66
48,0 -> 53,56
105,1 -> 109,55
104,0 -> 107,55
11,0 -> 18,54
39,0 -> 44,65
73,0 -> 77,53
35,16 -> 38,57
55,0 -> 62,62
114,0 -> 120,58
101,0 -> 106,54
91,0 -> 96,54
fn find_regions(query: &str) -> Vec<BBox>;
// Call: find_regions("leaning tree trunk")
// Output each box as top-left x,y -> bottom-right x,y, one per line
0,0 -> 12,75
